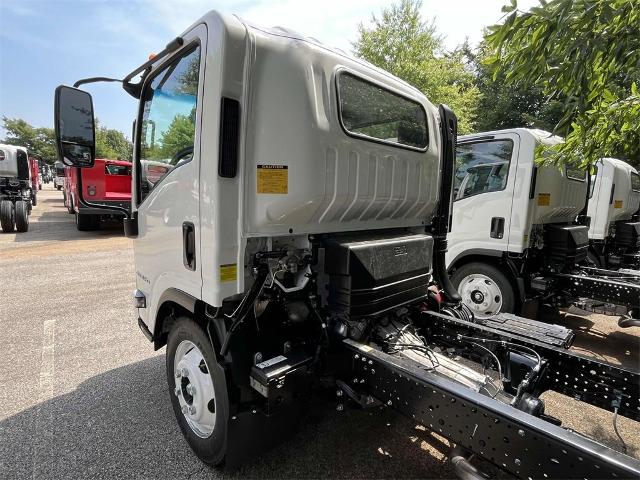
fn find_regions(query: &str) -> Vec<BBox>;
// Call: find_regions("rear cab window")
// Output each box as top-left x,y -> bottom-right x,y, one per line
454,140 -> 514,200
337,72 -> 428,150
631,172 -> 640,192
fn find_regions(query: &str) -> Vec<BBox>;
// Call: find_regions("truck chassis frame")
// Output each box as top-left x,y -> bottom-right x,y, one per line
340,311 -> 640,479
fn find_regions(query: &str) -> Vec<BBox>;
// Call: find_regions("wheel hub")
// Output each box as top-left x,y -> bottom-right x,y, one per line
458,274 -> 503,318
174,340 -> 216,438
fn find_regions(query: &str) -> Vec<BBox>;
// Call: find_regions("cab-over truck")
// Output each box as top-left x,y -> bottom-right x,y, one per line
587,157 -> 640,270
54,11 -> 640,478
448,129 -> 640,325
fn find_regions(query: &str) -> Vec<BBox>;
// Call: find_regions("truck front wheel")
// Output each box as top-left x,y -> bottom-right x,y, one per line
14,200 -> 29,232
0,201 -> 14,233
166,317 -> 229,466
451,262 -> 515,318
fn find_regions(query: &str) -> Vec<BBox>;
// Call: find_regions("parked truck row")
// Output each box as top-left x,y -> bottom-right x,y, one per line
0,144 -> 35,232
53,11 -> 640,479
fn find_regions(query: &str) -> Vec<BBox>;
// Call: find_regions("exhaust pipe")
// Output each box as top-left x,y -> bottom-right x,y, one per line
449,446 -> 486,480
434,104 -> 461,305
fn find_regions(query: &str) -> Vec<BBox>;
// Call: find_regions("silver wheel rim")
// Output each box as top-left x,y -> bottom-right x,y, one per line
458,273 -> 503,318
173,340 -> 216,438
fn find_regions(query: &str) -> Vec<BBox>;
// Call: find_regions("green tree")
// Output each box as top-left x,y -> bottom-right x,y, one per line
468,42 -> 563,132
353,0 -> 480,133
2,117 -> 56,161
95,121 -> 132,160
159,114 -> 195,158
486,0 -> 640,168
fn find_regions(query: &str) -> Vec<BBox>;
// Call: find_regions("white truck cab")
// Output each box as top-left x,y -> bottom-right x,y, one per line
0,144 -> 33,232
447,128 -> 640,321
587,158 -> 640,269
51,12 -> 640,477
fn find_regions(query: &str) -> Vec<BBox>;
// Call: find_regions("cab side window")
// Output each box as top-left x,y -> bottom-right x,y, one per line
454,140 -> 513,200
138,45 -> 201,202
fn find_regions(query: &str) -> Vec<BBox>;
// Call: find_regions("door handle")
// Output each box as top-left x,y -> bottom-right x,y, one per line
490,217 -> 505,239
182,222 -> 196,271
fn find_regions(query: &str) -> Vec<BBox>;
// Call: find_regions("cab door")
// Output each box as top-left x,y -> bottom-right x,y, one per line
132,24 -> 207,327
447,133 -> 521,265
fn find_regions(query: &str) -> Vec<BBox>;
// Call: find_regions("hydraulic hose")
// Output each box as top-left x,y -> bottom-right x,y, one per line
433,104 -> 462,304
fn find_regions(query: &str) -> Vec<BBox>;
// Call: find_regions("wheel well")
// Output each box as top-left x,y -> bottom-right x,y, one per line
449,254 -> 505,276
154,300 -> 211,350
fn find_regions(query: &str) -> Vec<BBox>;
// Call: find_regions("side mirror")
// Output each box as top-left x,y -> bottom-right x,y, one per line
54,85 -> 96,168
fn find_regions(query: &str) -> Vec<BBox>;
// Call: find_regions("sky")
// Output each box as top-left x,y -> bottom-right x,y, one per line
0,0 -> 539,139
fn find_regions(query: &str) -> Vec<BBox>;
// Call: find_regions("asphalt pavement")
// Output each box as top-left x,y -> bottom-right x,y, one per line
0,183 -> 638,479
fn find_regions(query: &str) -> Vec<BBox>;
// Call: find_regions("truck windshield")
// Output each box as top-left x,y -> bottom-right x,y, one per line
138,44 -> 201,202
454,140 -> 513,200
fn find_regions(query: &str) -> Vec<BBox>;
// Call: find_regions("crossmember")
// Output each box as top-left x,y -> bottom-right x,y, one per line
420,311 -> 639,421
343,338 -> 640,479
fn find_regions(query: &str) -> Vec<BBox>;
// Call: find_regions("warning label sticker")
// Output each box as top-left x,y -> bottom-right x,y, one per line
257,165 -> 288,194
614,200 -> 623,209
220,264 -> 237,283
537,193 -> 551,206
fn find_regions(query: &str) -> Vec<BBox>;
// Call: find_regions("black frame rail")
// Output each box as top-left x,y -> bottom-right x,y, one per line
553,269 -> 640,318
420,311 -> 639,421
343,338 -> 640,479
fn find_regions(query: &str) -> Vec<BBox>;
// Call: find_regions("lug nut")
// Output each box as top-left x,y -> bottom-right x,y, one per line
189,406 -> 197,415
336,403 -> 344,412
174,387 -> 182,397
175,370 -> 182,378
181,368 -> 189,378
181,405 -> 189,415
186,384 -> 196,396
336,389 -> 344,397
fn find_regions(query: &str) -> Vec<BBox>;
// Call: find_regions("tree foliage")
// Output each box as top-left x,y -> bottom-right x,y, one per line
2,117 -> 56,161
1,116 -> 132,162
469,42 -> 563,133
353,0 -> 480,134
95,121 -> 132,160
486,0 -> 640,168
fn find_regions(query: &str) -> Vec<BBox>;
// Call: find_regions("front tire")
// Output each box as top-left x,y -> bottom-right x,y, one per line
166,317 -> 229,466
451,262 -> 516,317
0,200 -> 14,233
14,200 -> 29,232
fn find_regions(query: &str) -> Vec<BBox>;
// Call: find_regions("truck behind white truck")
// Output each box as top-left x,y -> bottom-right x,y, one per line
52,11 -> 640,478
587,157 -> 640,269
0,143 -> 33,232
447,129 -> 640,323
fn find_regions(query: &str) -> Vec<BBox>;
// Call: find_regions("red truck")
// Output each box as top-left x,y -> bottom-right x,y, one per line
28,156 -> 42,205
64,158 -> 132,231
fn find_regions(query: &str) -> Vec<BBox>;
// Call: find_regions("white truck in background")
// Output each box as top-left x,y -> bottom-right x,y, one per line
0,144 -> 33,232
52,11 -> 640,478
587,157 -> 640,270
447,129 -> 640,324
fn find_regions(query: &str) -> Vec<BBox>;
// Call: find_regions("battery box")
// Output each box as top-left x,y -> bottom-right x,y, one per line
249,350 -> 312,414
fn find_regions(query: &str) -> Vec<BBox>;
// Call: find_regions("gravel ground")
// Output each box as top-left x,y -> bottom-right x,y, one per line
0,184 -> 638,479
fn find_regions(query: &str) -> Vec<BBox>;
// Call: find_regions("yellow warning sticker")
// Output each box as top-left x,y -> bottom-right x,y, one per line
219,264 -> 237,283
537,193 -> 551,206
614,200 -> 623,209
257,165 -> 288,194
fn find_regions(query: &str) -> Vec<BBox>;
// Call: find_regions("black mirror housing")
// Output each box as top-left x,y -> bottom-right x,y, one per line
54,85 -> 96,168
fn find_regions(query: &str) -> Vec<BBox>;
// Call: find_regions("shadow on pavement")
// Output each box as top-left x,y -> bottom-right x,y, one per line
1,356 -> 457,479
10,210 -> 124,243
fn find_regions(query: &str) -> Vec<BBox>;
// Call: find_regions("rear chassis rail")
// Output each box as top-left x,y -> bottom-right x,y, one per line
420,311 -> 639,421
342,337 -> 640,479
552,269 -> 640,318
